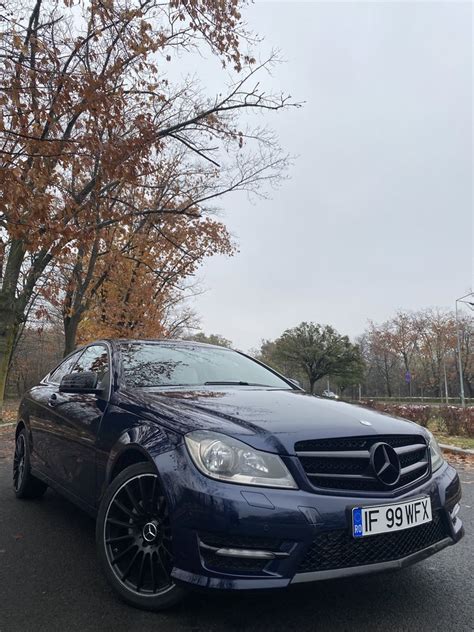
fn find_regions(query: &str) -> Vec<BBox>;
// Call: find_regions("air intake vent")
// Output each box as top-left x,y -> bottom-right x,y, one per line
298,512 -> 447,573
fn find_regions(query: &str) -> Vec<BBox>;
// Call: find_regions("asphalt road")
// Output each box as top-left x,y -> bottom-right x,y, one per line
0,460 -> 473,632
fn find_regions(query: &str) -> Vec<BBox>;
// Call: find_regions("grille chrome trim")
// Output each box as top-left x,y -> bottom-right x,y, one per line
295,435 -> 430,494
395,444 -> 426,455
306,472 -> 373,480
401,460 -> 429,476
296,450 -> 369,459
295,444 -> 426,460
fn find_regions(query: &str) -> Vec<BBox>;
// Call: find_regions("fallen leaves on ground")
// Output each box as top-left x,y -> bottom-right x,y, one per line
445,451 -> 474,469
0,426 -> 15,460
1,400 -> 19,424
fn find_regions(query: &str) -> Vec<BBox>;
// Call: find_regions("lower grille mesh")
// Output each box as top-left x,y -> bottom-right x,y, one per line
297,512 -> 447,573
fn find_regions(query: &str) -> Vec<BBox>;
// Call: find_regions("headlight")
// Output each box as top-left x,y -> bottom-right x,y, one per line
185,430 -> 298,489
427,430 -> 445,472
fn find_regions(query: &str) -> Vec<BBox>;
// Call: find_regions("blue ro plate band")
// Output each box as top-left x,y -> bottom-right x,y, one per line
353,507 -> 363,537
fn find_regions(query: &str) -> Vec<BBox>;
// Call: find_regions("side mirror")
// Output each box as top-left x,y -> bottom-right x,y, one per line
59,371 -> 100,394
288,378 -> 303,390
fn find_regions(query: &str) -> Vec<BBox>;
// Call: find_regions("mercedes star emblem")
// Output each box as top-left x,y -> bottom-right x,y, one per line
142,522 -> 158,542
370,442 -> 401,487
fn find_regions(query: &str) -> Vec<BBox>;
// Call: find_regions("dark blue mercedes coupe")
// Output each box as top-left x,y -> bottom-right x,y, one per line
13,340 -> 463,610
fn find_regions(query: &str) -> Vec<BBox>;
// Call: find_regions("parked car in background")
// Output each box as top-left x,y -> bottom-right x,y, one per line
13,340 -> 463,611
322,389 -> 339,399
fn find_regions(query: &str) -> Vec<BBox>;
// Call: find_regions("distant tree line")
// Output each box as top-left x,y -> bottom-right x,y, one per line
358,309 -> 472,400
253,309 -> 473,400
6,309 -> 473,403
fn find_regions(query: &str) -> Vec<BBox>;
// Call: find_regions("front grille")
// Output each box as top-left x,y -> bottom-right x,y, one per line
295,435 -> 429,494
298,512 -> 447,573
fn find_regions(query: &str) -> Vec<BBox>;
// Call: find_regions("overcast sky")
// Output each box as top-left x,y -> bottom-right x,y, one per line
189,1 -> 473,352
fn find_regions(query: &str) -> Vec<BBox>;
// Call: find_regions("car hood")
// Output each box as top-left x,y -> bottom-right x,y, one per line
119,387 -> 426,455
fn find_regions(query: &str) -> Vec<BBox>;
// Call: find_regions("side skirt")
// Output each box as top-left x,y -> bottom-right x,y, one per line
31,466 -> 98,518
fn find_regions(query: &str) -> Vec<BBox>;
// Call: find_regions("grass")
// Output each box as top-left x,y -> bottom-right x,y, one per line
431,432 -> 474,450
424,418 -> 474,450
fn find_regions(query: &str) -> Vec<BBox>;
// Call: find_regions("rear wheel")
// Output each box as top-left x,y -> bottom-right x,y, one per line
13,428 -> 48,499
96,462 -> 185,611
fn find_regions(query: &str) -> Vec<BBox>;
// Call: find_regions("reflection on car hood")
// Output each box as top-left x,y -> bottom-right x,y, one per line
120,387 -> 425,455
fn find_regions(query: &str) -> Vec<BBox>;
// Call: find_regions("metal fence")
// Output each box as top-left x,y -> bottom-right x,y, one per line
351,397 -> 473,406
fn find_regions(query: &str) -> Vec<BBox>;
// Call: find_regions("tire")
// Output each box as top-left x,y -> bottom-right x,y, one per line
13,428 -> 48,499
96,462 -> 186,611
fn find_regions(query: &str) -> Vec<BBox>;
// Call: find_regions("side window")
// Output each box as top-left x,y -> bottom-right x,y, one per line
72,345 -> 110,388
48,351 -> 83,385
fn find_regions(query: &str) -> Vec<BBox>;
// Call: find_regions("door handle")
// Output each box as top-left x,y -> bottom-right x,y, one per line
48,393 -> 58,407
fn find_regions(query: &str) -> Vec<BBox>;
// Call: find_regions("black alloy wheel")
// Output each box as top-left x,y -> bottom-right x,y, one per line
13,433 -> 26,492
96,462 -> 185,610
13,428 -> 48,499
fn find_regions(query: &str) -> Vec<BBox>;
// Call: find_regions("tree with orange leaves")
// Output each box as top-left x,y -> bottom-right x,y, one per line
63,194 -> 234,350
0,0 -> 298,410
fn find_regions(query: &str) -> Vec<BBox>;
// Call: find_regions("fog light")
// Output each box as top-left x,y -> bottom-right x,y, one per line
450,503 -> 460,521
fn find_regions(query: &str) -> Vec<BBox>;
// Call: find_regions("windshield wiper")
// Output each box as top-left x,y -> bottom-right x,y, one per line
204,381 -> 274,387
141,383 -> 198,388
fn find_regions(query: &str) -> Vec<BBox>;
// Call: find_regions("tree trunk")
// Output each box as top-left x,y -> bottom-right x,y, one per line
309,379 -> 316,395
63,312 -> 82,357
383,356 -> 392,397
465,378 -> 473,399
61,238 -> 102,357
0,240 -> 26,416
0,305 -> 20,418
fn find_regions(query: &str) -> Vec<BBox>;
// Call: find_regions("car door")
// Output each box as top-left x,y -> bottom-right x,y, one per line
44,344 -> 111,507
28,350 -> 85,476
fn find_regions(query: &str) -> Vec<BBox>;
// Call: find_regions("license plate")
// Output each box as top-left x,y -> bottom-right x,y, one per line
352,496 -> 432,538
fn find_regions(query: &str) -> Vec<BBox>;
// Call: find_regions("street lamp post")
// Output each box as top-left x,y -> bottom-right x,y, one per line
455,292 -> 474,408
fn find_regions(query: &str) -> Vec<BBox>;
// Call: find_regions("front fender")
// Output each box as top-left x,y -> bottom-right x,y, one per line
104,420 -> 182,488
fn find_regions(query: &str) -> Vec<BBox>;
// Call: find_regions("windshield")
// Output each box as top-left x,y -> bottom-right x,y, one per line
119,343 -> 292,389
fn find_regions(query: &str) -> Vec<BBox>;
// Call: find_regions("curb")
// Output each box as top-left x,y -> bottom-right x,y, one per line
439,443 -> 474,456
0,422 -> 15,429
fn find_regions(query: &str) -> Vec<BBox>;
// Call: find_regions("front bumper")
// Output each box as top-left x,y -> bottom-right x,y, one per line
155,448 -> 464,591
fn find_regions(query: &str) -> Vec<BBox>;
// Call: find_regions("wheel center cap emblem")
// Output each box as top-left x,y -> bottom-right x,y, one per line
370,442 -> 401,487
142,522 -> 158,542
